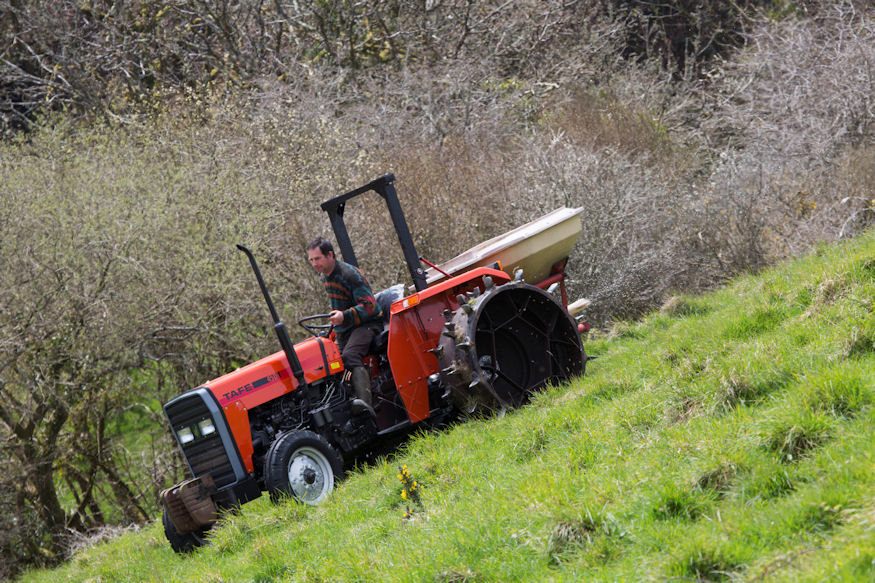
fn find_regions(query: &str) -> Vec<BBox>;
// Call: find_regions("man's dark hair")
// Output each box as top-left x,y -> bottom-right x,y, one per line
307,236 -> 334,257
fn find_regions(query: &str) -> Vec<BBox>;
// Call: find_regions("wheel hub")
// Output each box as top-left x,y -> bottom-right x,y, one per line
287,447 -> 332,504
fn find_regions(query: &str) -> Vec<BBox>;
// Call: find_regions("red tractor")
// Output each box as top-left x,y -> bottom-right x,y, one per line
160,174 -> 589,552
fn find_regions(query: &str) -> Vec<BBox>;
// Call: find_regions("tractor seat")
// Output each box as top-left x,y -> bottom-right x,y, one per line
370,284 -> 404,353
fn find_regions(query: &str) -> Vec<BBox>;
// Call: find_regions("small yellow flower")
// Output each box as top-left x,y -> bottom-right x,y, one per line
401,490 -> 408,500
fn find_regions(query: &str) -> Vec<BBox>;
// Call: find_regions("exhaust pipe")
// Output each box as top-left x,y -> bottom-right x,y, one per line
236,244 -> 307,390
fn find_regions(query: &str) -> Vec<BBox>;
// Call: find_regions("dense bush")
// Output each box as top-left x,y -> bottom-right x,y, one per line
2,0 -> 791,135
0,110 -> 380,577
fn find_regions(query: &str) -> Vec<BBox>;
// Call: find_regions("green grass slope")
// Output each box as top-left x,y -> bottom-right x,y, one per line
20,231 -> 875,583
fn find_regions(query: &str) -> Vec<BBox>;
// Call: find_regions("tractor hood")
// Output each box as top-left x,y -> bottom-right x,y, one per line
204,336 -> 343,410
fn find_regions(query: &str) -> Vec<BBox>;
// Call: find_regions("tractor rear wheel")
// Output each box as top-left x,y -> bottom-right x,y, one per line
264,430 -> 344,504
437,277 -> 585,414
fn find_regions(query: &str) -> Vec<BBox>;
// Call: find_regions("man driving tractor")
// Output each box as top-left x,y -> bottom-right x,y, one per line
306,236 -> 382,416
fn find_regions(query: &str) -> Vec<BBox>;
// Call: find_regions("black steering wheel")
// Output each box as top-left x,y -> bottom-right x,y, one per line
298,313 -> 334,337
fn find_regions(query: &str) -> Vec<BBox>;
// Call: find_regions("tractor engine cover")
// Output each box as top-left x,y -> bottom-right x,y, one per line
437,277 -> 586,413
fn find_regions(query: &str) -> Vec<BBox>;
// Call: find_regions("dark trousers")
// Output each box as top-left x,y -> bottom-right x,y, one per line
338,326 -> 376,369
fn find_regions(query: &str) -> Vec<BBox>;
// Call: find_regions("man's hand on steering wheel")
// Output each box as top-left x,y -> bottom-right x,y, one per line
328,310 -> 345,327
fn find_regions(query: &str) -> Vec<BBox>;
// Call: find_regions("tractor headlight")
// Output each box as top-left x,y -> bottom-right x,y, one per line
177,426 -> 195,445
198,419 -> 216,436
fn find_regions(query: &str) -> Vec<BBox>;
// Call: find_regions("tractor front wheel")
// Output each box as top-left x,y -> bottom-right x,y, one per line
162,506 -> 209,553
264,430 -> 344,505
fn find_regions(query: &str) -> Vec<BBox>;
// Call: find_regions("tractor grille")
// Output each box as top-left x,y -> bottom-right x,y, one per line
165,391 -> 237,488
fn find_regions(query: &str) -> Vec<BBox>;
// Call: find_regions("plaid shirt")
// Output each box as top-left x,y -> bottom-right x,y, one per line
322,260 -> 383,333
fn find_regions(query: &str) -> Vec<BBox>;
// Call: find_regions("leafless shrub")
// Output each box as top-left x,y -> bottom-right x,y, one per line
603,0 -> 770,82
3,1 -> 764,136
0,0 -> 608,135
507,134 -> 706,322
833,145 -> 875,238
703,1 -> 874,161
695,0 -> 875,255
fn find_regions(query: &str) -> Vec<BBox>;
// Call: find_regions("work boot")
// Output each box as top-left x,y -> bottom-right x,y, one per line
350,367 -> 375,417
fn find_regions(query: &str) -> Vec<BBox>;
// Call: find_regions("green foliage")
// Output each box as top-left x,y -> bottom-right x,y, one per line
744,466 -> 797,501
659,295 -> 714,318
716,365 -> 797,411
651,484 -> 716,521
761,409 -> 833,463
695,461 -> 740,496
722,305 -> 790,340
667,544 -> 747,582
846,318 -> 875,358
576,377 -> 642,409
546,511 -> 624,567
801,363 -> 872,418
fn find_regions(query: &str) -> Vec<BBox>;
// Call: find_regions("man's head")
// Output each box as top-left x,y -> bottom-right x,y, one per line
307,237 -> 336,276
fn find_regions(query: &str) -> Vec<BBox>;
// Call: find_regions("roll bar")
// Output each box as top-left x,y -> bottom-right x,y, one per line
320,174 -> 428,292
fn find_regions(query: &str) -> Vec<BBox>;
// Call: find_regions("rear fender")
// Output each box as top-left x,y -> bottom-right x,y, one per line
387,267 -> 511,422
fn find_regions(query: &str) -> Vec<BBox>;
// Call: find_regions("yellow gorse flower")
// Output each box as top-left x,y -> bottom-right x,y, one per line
397,464 -> 422,519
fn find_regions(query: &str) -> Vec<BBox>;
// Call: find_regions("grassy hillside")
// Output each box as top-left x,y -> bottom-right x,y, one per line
19,232 -> 875,582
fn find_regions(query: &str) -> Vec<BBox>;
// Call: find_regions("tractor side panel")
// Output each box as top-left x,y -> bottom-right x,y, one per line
386,299 -> 447,422
222,400 -> 255,473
